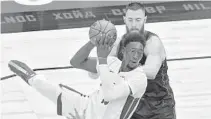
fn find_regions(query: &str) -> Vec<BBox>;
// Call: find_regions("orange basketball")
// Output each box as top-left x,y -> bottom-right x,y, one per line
89,19 -> 117,45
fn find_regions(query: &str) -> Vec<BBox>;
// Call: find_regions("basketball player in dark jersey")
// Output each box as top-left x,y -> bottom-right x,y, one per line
109,2 -> 176,119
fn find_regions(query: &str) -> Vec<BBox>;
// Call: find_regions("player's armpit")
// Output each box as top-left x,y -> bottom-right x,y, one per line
143,36 -> 165,79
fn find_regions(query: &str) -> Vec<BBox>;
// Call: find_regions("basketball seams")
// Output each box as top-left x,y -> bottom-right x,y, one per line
90,31 -> 101,40
90,21 -> 101,38
105,29 -> 117,40
102,20 -> 110,33
98,20 -> 102,32
89,29 -> 101,38
90,20 -> 109,40
105,28 -> 117,34
89,20 -> 117,45
90,26 -> 102,32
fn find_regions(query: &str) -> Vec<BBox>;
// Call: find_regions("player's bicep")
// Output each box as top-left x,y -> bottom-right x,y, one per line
76,57 -> 98,74
143,36 -> 165,79
144,55 -> 163,79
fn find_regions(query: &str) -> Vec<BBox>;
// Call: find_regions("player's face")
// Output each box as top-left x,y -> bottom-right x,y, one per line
124,9 -> 146,33
123,42 -> 144,69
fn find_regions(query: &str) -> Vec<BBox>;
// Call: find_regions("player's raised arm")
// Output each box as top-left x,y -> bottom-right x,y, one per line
70,19 -> 117,74
70,40 -> 98,73
142,35 -> 166,79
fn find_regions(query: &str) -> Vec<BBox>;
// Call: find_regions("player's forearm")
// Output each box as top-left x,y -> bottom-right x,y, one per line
70,41 -> 95,67
98,58 -> 113,86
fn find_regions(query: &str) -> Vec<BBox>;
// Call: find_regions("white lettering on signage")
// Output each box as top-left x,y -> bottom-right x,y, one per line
2,15 -> 37,23
111,6 -> 166,16
85,11 -> 96,18
156,6 -> 166,13
53,10 -> 96,20
26,15 -> 37,21
53,13 -> 63,19
183,3 -> 211,11
63,13 -> 73,19
72,10 -> 84,18
16,16 -> 26,22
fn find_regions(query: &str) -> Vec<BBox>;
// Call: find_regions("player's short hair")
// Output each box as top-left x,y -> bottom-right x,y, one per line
125,2 -> 146,15
117,32 -> 146,60
123,32 -> 146,48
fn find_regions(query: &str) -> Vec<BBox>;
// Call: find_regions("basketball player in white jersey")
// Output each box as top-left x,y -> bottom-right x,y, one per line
8,32 -> 147,119
108,2 -> 176,119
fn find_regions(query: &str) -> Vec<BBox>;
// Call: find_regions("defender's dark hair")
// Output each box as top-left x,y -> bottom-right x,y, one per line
125,2 -> 146,16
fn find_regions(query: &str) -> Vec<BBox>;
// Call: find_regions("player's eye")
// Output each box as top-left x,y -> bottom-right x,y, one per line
131,50 -> 135,53
128,18 -> 133,22
136,18 -> 141,22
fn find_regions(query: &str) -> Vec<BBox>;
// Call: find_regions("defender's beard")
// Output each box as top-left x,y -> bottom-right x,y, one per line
126,25 -> 145,34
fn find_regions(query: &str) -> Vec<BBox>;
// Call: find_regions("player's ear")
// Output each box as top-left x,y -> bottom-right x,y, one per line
121,47 -> 126,56
123,16 -> 126,24
144,16 -> 147,23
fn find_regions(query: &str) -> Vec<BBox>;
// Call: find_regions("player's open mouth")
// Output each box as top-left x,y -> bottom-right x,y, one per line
131,61 -> 137,64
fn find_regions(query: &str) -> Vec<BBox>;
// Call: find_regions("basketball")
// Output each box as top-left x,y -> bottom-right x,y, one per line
89,19 -> 117,45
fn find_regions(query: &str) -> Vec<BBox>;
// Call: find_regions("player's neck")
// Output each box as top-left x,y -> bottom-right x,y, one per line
120,62 -> 134,72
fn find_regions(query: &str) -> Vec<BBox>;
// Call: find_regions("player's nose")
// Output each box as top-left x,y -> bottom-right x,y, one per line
132,54 -> 138,60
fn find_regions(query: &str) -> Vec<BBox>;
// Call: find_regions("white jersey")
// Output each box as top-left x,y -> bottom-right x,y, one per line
87,56 -> 147,119
29,56 -> 147,119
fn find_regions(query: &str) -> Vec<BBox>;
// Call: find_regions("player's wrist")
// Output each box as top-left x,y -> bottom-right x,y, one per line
98,57 -> 107,65
88,41 -> 96,47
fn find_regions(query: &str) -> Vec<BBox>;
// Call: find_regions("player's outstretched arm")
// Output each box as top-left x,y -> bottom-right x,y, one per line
70,41 -> 97,73
143,35 -> 166,79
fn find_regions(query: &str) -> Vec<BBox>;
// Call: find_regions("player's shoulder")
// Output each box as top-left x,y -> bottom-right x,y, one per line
145,30 -> 160,39
107,56 -> 121,72
145,30 -> 161,43
145,30 -> 162,47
